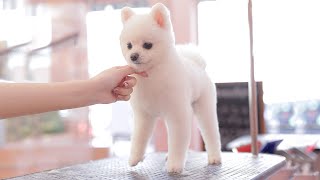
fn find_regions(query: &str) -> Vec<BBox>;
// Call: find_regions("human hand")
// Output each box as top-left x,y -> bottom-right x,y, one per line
90,65 -> 137,104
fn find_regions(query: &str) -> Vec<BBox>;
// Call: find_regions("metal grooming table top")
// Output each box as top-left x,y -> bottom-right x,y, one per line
8,152 -> 286,180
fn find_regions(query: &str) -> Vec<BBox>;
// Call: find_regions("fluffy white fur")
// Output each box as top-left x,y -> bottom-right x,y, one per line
119,3 -> 222,173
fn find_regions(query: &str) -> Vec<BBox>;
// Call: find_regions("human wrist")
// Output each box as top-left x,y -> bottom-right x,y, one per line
65,79 -> 97,107
80,79 -> 99,106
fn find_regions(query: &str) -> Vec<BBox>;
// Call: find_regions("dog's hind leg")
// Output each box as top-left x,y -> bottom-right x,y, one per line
129,110 -> 156,166
193,82 -> 222,164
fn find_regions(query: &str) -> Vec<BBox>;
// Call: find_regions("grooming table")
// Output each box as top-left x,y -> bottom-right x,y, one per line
8,152 -> 285,180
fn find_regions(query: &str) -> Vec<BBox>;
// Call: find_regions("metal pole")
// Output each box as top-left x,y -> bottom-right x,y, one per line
248,0 -> 259,156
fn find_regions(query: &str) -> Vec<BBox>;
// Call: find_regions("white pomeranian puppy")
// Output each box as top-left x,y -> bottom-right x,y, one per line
119,3 -> 221,173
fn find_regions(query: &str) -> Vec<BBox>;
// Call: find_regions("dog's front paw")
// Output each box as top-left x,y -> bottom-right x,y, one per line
208,154 -> 222,165
166,161 -> 184,174
128,156 -> 144,167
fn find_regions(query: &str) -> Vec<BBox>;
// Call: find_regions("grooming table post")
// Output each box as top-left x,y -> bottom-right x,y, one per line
248,0 -> 259,156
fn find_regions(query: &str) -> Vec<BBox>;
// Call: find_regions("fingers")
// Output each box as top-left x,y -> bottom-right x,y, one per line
122,76 -> 137,88
116,95 -> 131,101
136,71 -> 148,77
110,65 -> 138,102
115,65 -> 148,78
113,87 -> 133,96
113,77 -> 135,101
116,65 -> 136,76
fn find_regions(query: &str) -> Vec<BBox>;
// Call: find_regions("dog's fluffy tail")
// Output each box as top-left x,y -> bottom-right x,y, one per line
176,44 -> 206,69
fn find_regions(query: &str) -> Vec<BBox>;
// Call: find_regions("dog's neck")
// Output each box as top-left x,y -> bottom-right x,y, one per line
138,47 -> 180,78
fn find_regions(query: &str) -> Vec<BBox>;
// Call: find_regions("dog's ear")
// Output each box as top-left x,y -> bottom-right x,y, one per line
121,7 -> 135,24
150,3 -> 170,29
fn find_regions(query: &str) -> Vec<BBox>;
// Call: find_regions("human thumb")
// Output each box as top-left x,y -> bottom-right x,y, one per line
116,65 -> 136,77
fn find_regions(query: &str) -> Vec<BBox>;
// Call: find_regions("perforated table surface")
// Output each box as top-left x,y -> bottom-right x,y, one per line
8,152 -> 286,180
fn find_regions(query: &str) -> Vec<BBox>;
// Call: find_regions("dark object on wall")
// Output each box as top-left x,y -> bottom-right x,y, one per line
260,139 -> 283,154
216,82 -> 264,150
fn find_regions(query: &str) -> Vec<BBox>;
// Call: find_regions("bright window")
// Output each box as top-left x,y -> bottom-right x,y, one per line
198,0 -> 320,103
198,0 -> 320,134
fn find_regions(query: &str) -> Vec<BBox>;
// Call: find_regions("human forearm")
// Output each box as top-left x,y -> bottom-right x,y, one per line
0,81 -> 95,119
0,65 -> 138,119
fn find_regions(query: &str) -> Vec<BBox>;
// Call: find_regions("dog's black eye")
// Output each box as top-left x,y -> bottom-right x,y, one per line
127,42 -> 132,50
143,42 -> 153,50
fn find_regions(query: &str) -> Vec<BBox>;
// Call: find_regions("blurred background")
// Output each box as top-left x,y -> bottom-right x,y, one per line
0,0 -> 319,179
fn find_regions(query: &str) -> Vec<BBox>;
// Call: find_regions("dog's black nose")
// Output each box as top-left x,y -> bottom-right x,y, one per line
130,53 -> 139,62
